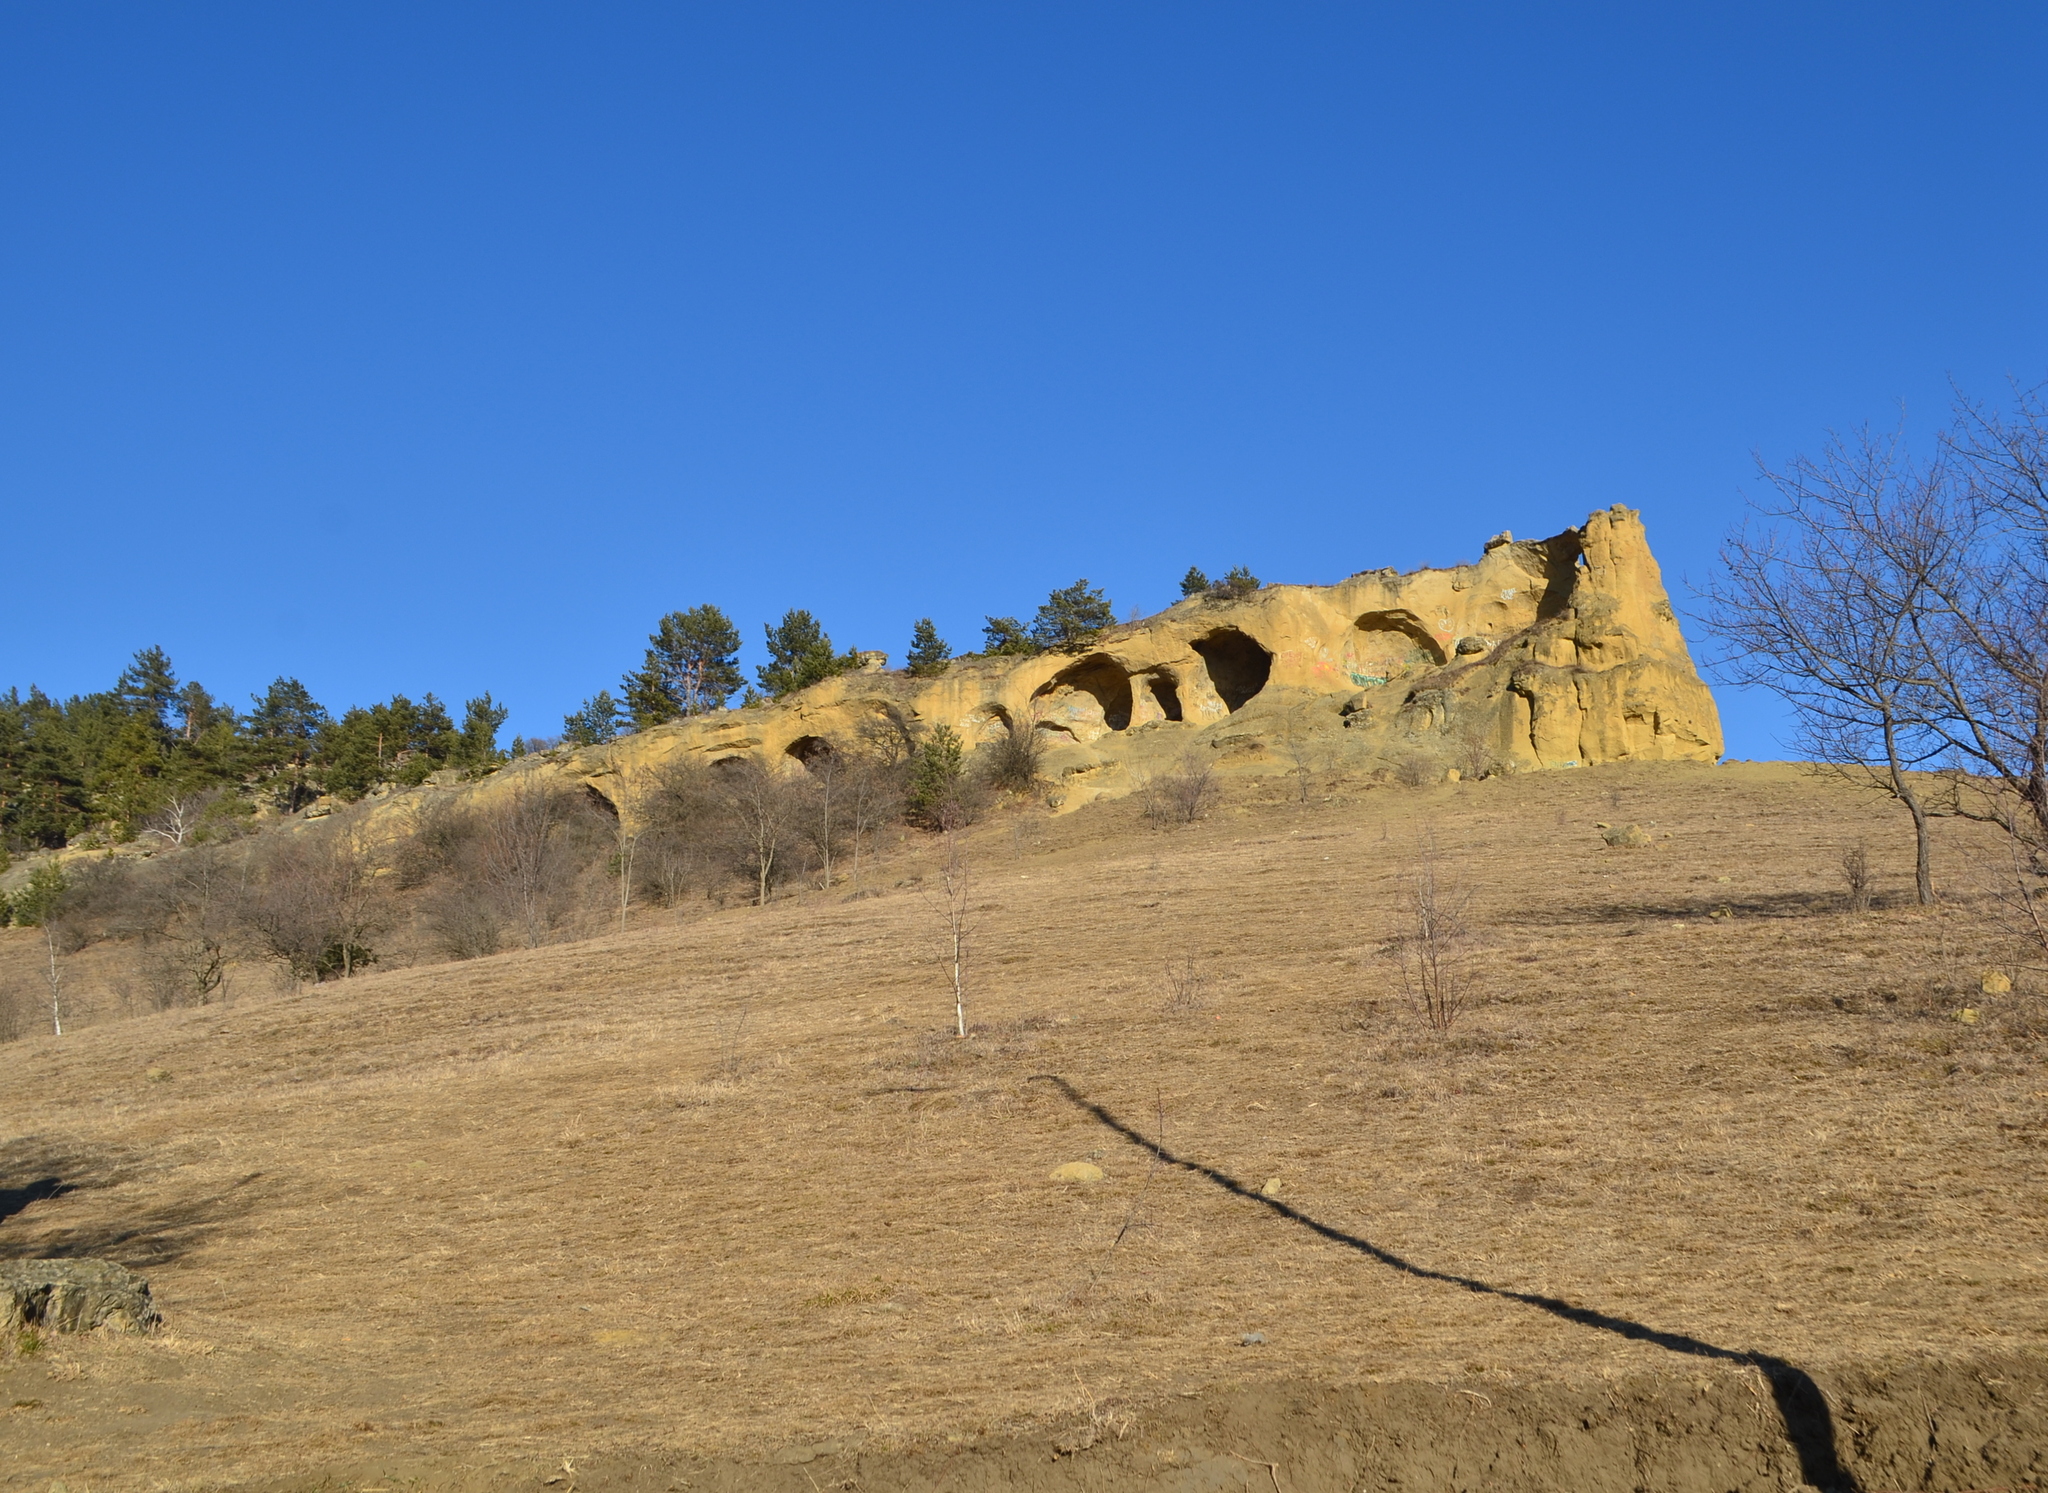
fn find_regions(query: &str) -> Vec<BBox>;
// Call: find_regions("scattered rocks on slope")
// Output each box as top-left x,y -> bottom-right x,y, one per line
1,1259 -> 161,1335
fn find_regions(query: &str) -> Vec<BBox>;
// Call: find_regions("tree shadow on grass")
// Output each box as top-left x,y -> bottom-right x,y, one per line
0,1134 -> 265,1270
1031,1073 -> 1861,1493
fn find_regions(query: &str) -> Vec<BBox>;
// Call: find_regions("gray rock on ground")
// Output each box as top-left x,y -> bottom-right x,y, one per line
1,1259 -> 160,1335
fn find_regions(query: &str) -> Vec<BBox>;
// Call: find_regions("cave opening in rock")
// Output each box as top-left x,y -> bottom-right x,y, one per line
1147,673 -> 1183,721
785,735 -> 837,772
1191,629 -> 1272,712
1036,655 -> 1134,732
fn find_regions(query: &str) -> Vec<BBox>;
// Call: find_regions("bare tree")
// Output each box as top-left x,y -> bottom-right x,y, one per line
475,781 -> 598,947
794,742 -> 846,889
923,821 -> 974,1037
1703,424 -> 1965,903
714,759 -> 805,906
132,841 -> 248,1007
247,821 -> 387,982
608,766 -> 639,934
1394,833 -> 1471,1032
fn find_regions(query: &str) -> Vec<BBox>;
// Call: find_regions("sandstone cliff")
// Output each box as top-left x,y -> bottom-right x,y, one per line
420,505 -> 1718,824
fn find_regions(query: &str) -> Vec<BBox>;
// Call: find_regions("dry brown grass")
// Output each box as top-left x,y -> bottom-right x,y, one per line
3,761 -> 2046,1487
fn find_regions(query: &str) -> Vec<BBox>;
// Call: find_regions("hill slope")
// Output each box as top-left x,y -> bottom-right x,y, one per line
3,762 -> 2045,1490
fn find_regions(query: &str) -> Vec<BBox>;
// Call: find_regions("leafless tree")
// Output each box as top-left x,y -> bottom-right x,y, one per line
1703,424 -> 1966,903
141,792 -> 210,848
1393,833 -> 1471,1032
794,742 -> 847,889
132,841 -> 249,1007
923,821 -> 974,1037
1841,841 -> 1873,914
608,767 -> 639,934
843,747 -> 905,891
1912,382 -> 2048,845
714,759 -> 805,906
246,820 -> 387,982
475,781 -> 599,947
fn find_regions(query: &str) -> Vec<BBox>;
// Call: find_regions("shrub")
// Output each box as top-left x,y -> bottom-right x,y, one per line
977,722 -> 1046,796
1142,752 -> 1219,827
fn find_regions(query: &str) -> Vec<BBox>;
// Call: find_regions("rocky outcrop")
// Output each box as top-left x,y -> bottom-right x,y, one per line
376,506 -> 1722,824
1,1259 -> 160,1334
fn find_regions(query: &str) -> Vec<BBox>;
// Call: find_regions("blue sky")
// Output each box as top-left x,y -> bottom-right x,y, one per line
3,5 -> 2044,756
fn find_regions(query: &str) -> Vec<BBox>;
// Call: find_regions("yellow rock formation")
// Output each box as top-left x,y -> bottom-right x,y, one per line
411,505 -> 1720,825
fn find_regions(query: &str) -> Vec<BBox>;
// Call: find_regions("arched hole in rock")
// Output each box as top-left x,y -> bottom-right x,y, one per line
1349,610 -> 1447,686
785,735 -> 838,773
1191,629 -> 1273,712
1147,673 -> 1184,721
583,784 -> 620,819
965,704 -> 1013,746
1034,655 -> 1134,732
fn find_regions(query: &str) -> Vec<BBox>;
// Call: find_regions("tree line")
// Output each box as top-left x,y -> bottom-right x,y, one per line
0,695 -> 1060,1038
2,563 -> 1266,851
0,648 -> 510,851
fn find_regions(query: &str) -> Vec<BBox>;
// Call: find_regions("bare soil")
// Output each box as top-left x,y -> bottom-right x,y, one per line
4,762 -> 2046,1490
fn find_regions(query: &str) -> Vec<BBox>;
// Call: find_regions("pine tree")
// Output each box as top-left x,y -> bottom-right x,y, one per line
1179,566 -> 1210,597
117,646 -> 179,731
624,605 -> 743,727
757,609 -> 860,698
905,618 -> 952,677
563,689 -> 623,745
981,616 -> 1039,656
904,725 -> 966,828
1030,580 -> 1115,651
453,693 -> 509,773
1221,564 -> 1260,599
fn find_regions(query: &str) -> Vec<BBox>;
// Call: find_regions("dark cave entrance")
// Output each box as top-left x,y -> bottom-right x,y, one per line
1191,628 -> 1273,712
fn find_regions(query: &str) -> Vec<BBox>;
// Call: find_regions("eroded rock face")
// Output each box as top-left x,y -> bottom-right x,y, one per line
1,1259 -> 161,1335
387,506 -> 1720,821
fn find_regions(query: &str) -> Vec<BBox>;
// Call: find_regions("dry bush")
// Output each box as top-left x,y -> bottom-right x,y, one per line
472,781 -> 608,946
245,820 -> 387,982
1842,841 -> 1873,913
978,723 -> 1047,796
129,841 -> 248,1009
1142,752 -> 1218,827
1162,953 -> 1206,1014
1392,835 -> 1472,1031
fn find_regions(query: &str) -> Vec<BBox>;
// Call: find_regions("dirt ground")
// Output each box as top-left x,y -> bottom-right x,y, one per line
4,761 -> 2047,1491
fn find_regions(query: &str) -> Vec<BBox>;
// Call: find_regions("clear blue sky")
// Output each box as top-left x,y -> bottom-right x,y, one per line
4,5 -> 2044,756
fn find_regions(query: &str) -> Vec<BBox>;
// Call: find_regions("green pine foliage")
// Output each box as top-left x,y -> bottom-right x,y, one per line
980,616 -> 1040,657
1179,565 -> 1210,597
904,724 -> 966,828
905,618 -> 952,677
756,609 -> 862,698
563,689 -> 623,745
1221,564 -> 1260,599
623,605 -> 744,727
1030,579 -> 1115,651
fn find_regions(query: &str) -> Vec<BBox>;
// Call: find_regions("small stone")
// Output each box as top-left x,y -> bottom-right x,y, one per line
1240,1331 -> 1266,1345
1982,970 -> 2012,995
1048,1162 -> 1105,1183
1444,768 -> 1461,783
1258,1177 -> 1284,1198
1602,823 -> 1655,848
145,1068 -> 171,1083
1957,1008 -> 1980,1025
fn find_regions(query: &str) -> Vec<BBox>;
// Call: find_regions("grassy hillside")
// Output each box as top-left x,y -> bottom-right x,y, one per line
3,762 -> 2045,1490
